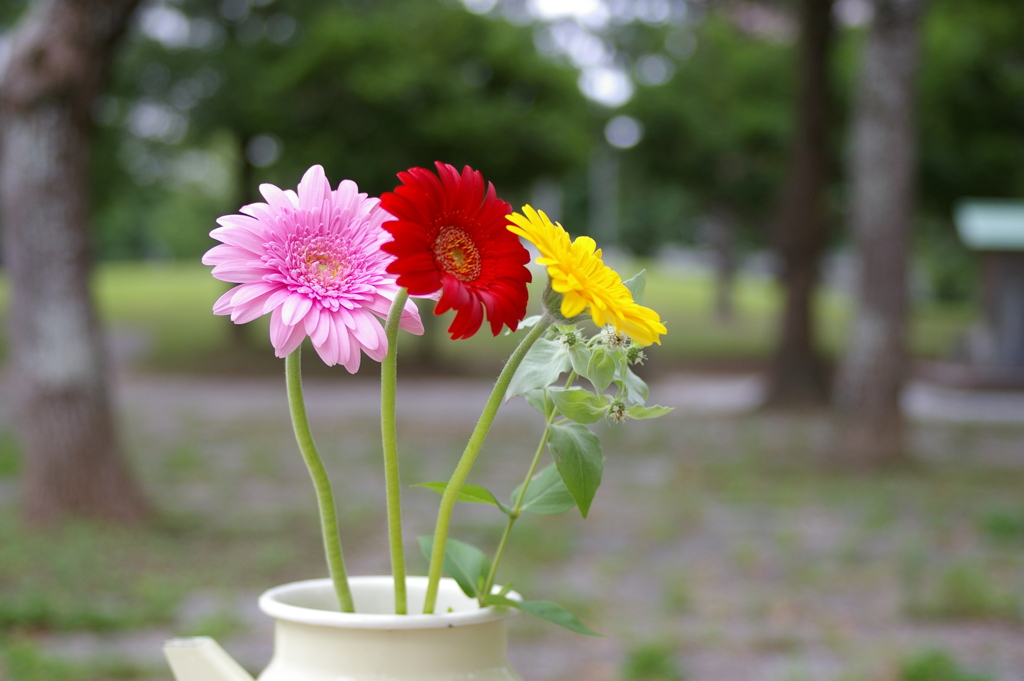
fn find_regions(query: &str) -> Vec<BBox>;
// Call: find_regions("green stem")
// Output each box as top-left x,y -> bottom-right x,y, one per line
422,316 -> 553,613
480,418 -> 553,602
381,288 -> 410,614
285,348 -> 354,612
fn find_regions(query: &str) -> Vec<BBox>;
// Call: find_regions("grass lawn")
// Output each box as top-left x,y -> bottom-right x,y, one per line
0,261 -> 976,373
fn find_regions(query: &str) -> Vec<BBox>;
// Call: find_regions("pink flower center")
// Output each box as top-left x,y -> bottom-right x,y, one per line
283,234 -> 352,299
434,227 -> 481,282
261,206 -> 385,314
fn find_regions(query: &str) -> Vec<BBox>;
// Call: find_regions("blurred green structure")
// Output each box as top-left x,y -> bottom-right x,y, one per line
955,199 -> 1024,370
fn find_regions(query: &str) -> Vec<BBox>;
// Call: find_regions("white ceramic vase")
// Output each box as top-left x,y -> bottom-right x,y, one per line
164,576 -> 523,681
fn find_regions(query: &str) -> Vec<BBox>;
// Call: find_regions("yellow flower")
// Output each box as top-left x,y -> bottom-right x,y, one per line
507,205 -> 667,346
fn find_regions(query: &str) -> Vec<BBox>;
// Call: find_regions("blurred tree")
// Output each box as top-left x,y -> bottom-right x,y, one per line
268,0 -> 594,194
92,0 -> 594,261
0,0 -> 149,522
0,0 -> 29,28
623,12 -> 795,264
764,0 -> 835,407
628,18 -> 794,212
832,0 -> 926,466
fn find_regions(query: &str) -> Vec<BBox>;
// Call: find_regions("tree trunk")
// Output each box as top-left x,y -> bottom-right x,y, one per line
832,0 -> 925,467
709,204 -> 737,325
0,0 -> 148,522
764,0 -> 835,408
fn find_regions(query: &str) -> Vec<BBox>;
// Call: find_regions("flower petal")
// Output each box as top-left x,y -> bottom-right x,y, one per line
203,164 -> 407,367
379,162 -> 529,339
281,293 -> 313,327
297,164 -> 329,212
210,261 -> 266,283
508,205 -> 666,345
260,183 -> 295,213
269,308 -> 307,358
361,318 -> 390,362
306,307 -> 330,347
347,309 -> 382,352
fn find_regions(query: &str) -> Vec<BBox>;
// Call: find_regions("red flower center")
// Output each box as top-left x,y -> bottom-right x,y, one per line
433,227 -> 481,282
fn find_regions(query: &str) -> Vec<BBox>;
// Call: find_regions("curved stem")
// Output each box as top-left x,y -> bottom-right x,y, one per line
381,288 -> 410,614
480,419 -> 552,602
422,317 -> 553,613
285,348 -> 354,612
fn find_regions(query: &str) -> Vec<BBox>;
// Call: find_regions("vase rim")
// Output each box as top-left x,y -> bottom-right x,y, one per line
259,576 -> 519,629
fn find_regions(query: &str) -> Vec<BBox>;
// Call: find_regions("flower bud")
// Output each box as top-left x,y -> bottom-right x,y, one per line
558,328 -> 585,348
608,400 -> 628,423
599,325 -> 629,351
626,344 -> 647,366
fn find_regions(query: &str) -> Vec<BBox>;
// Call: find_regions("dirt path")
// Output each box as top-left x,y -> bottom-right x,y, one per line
3,370 -> 1023,681
104,370 -> 1024,426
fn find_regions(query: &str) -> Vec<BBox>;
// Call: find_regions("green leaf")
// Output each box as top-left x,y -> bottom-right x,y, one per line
484,594 -> 601,637
414,482 -> 513,515
511,463 -> 576,515
418,536 -> 491,599
625,405 -> 674,420
524,390 -> 547,415
587,347 -> 616,393
518,315 -> 542,329
622,270 -> 647,306
505,338 -> 571,401
547,423 -> 603,518
567,343 -> 592,379
616,365 -> 649,405
549,388 -> 608,425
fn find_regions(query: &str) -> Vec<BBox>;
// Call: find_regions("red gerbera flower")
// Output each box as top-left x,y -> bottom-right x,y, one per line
379,162 -> 532,340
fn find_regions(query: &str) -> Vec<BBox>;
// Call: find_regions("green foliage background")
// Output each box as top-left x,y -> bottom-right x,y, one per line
88,0 -> 595,261
3,0 -> 1023,300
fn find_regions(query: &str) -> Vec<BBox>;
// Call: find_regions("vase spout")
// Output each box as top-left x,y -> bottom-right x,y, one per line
164,637 -> 255,681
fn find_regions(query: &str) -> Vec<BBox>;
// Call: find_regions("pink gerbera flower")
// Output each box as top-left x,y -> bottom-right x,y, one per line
203,165 -> 423,372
